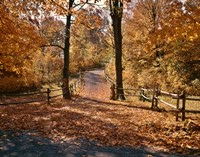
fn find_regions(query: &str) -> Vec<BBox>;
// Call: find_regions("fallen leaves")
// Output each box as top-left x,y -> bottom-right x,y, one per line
0,98 -> 199,155
0,70 -> 200,155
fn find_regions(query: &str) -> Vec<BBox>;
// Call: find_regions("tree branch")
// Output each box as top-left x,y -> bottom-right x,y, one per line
42,44 -> 64,51
50,0 -> 68,12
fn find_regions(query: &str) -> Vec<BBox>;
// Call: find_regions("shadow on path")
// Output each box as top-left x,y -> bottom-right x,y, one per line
76,97 -> 157,112
0,130 -> 189,157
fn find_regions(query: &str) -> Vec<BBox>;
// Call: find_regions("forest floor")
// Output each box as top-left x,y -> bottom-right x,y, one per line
0,69 -> 200,156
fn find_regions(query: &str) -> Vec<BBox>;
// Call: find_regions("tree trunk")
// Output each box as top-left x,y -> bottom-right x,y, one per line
110,0 -> 125,100
62,0 -> 74,99
62,25 -> 71,99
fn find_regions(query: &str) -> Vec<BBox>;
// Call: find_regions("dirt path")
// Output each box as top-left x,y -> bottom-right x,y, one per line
80,69 -> 110,100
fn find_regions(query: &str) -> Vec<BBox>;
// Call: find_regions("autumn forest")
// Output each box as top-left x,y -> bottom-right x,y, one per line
1,0 -> 199,96
0,0 -> 200,156
1,0 -> 110,95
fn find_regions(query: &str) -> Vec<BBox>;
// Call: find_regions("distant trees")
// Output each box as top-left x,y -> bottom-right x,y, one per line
70,7 -> 110,72
39,17 -> 65,85
122,0 -> 164,87
122,0 -> 200,95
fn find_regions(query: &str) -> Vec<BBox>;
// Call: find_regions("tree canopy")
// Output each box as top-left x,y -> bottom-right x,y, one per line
120,0 -> 200,95
1,0 -> 200,95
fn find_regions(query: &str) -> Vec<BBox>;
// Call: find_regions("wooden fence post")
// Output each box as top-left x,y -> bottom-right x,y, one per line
151,87 -> 155,108
139,89 -> 144,101
142,89 -> 145,102
152,87 -> 159,109
176,92 -> 180,121
182,91 -> 186,121
110,83 -> 116,100
155,87 -> 159,108
69,84 -> 74,96
47,88 -> 51,105
139,89 -> 142,101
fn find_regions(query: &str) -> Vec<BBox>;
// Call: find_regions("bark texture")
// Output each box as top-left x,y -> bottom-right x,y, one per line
110,0 -> 125,100
63,0 -> 74,99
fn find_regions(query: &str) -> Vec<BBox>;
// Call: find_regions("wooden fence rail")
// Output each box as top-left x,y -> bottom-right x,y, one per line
0,86 -> 76,106
106,85 -> 200,122
141,88 -> 200,121
0,90 -> 49,105
0,72 -> 85,106
0,87 -> 62,105
104,71 -> 200,121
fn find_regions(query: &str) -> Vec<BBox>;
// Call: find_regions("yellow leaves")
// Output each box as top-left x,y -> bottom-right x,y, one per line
0,4 -> 45,93
121,0 -> 200,94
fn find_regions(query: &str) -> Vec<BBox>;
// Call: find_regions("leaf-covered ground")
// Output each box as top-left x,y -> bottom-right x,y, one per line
0,70 -> 200,156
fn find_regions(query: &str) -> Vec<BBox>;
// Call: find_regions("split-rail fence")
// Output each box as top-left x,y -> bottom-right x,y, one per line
104,70 -> 200,121
0,73 -> 84,106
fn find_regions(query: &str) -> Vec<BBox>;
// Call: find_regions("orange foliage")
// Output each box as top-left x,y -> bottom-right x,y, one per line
0,4 -> 44,93
119,0 -> 200,94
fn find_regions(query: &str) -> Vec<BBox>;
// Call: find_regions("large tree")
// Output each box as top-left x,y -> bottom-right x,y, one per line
61,0 -> 74,99
109,0 -> 125,100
